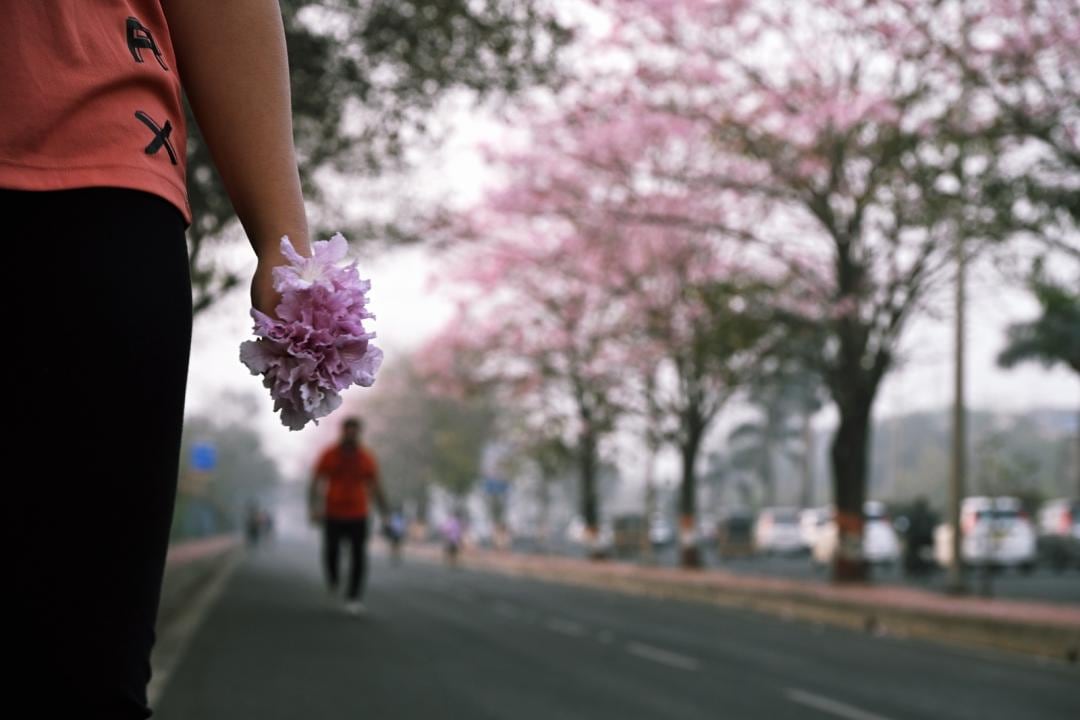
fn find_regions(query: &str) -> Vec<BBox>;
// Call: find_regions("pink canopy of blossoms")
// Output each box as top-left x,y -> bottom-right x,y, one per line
240,234 -> 383,431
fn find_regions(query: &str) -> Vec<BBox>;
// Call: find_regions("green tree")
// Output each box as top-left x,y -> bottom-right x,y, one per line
998,258 -> 1080,494
363,355 -> 497,517
175,407 -> 284,539
187,0 -> 571,315
998,261 -> 1080,376
727,396 -> 802,508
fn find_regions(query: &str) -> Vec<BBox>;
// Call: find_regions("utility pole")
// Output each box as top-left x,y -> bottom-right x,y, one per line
948,230 -> 968,595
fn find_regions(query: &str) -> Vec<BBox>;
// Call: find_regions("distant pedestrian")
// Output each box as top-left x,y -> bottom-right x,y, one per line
384,508 -> 407,565
443,512 -> 464,565
903,497 -> 934,577
246,501 -> 264,547
310,417 -> 389,615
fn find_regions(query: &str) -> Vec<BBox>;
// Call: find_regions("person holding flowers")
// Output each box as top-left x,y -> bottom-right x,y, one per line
3,2 -> 378,716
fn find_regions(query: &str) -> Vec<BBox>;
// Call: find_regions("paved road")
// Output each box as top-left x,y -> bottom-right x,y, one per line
155,538 -> 1079,720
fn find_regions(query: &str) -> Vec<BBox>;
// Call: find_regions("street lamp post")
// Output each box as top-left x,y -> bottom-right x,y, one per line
948,232 -> 968,595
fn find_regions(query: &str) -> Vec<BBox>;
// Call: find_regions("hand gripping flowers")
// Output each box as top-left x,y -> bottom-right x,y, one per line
240,234 -> 382,430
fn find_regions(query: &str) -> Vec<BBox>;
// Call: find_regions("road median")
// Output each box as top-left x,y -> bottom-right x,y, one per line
406,544 -> 1080,662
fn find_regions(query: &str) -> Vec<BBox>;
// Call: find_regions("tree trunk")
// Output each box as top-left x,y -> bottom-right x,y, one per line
830,398 -> 872,582
762,432 -> 776,506
642,440 -> 658,564
678,424 -> 704,568
800,412 -> 815,508
538,475 -> 552,553
579,431 -> 602,559
490,494 -> 508,551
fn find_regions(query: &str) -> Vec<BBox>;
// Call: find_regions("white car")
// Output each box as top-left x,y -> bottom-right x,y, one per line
697,514 -> 719,543
811,502 -> 900,568
565,517 -> 614,553
754,508 -> 804,554
799,507 -> 829,551
649,514 -> 675,547
934,496 -> 1037,571
1037,498 -> 1080,571
863,501 -> 902,564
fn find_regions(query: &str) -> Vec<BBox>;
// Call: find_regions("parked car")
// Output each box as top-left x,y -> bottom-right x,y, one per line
716,508 -> 755,559
811,501 -> 900,568
649,513 -> 676,548
799,506 -> 830,552
754,507 -> 803,555
1036,498 -> 1080,572
565,517 -> 614,555
934,496 -> 1037,572
697,513 -> 719,543
612,513 -> 647,558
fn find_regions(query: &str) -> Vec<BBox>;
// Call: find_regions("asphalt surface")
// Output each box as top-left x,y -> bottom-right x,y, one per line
154,537 -> 1079,719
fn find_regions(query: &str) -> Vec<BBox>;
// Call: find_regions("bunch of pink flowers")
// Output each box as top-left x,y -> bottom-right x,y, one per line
240,234 -> 382,430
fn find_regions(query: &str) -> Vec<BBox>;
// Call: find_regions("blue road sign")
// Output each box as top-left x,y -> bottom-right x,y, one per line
192,442 -> 217,472
483,477 -> 509,497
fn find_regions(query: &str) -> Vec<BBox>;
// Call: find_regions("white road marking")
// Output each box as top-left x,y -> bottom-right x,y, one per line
785,688 -> 895,720
625,641 -> 700,671
149,553 -> 241,706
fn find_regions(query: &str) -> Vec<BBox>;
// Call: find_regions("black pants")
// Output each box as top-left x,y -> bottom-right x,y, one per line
323,517 -> 370,600
4,188 -> 192,718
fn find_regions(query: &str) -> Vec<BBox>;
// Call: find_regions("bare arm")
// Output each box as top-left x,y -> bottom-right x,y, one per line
161,0 -> 311,316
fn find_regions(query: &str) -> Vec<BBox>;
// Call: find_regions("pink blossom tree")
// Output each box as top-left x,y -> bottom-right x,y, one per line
941,0 -> 1079,250
582,0 -> 1080,579
422,228 -> 632,556
427,0 -> 1077,578
433,106 -> 776,566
